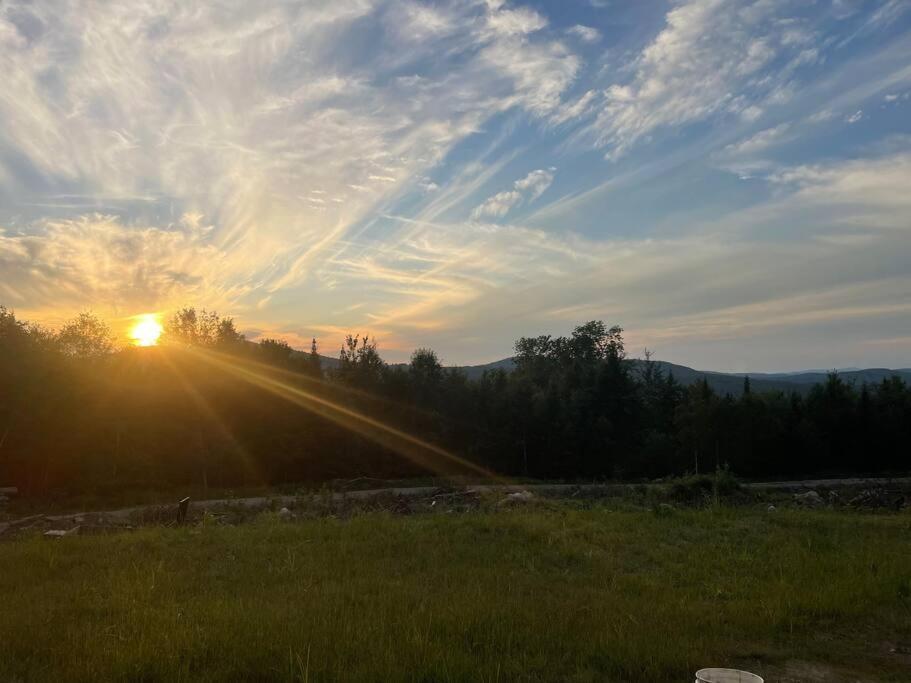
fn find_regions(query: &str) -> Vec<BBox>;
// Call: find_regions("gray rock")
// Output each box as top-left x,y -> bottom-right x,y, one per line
498,490 -> 535,506
794,490 -> 824,507
44,527 -> 80,538
278,507 -> 292,519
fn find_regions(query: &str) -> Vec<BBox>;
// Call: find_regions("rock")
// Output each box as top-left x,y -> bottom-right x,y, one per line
654,503 -> 675,517
44,527 -> 80,538
0,487 -> 17,495
498,490 -> 535,507
0,494 -> 8,505
278,507 -> 292,519
849,488 -> 895,509
767,505 -> 777,512
794,490 -> 824,507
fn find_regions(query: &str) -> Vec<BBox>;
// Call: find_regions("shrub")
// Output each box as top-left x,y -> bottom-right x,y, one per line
667,467 -> 740,505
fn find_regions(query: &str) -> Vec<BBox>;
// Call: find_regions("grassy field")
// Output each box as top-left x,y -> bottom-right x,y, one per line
1,504 -> 910,682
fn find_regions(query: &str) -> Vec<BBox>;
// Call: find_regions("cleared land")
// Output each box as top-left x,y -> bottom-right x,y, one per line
1,504 -> 910,682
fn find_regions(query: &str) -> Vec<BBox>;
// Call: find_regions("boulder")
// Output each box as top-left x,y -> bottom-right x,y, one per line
498,490 -> 535,506
794,490 -> 824,507
44,527 -> 80,538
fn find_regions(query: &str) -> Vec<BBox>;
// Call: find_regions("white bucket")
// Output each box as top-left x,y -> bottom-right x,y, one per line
695,668 -> 763,683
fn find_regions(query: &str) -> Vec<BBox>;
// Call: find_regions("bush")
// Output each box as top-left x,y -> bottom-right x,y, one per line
667,467 -> 740,505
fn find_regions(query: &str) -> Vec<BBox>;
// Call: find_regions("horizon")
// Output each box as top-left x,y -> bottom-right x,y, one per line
281,336 -> 911,375
17,304 -> 910,376
1,0 -> 910,372
7,303 -> 911,374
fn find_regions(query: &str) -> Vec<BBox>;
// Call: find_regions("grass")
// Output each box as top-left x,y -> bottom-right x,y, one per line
1,504 -> 910,682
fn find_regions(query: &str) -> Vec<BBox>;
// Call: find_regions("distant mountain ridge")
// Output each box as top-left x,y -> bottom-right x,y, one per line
295,349 -> 910,396
454,358 -> 911,395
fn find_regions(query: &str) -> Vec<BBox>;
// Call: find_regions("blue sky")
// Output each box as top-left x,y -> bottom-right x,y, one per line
0,0 -> 909,371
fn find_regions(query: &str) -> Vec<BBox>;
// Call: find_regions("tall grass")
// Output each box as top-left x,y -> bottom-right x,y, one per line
1,506 -> 909,682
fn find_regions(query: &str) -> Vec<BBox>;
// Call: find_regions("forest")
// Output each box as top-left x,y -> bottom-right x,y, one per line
1,305 -> 909,497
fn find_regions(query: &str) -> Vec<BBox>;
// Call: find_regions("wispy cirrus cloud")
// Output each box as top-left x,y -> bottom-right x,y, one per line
583,0 -> 821,158
347,149 -> 911,367
0,0 -> 580,324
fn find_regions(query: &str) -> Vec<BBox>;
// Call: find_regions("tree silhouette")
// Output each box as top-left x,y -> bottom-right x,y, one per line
56,312 -> 114,359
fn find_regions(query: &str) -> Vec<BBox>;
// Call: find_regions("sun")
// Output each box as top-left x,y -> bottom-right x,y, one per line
129,314 -> 163,347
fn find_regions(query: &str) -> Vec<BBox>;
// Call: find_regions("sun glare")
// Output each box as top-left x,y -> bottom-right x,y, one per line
130,314 -> 163,347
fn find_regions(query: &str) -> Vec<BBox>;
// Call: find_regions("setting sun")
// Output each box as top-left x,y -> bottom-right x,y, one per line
129,314 -> 163,347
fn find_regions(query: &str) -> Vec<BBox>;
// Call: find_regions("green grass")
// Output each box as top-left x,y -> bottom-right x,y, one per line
1,505 -> 910,682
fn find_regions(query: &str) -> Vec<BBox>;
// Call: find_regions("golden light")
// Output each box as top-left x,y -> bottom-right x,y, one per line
129,314 -> 163,347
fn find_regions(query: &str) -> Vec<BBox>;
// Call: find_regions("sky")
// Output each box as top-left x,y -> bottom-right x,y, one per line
0,0 -> 910,372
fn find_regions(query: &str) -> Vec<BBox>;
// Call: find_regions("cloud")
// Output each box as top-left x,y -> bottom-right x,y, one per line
418,178 -> 440,193
0,0 -> 581,316
864,0 -> 910,31
356,150 -> 911,365
391,1 -> 458,41
550,89 -> 597,125
567,24 -> 601,43
0,214 -> 232,317
722,123 -> 792,156
471,190 -> 524,219
477,32 -> 580,116
762,151 -> 911,229
807,109 -> 836,123
845,109 -> 864,123
484,5 -> 547,36
514,168 -> 556,199
583,0 -> 821,157
472,168 -> 555,219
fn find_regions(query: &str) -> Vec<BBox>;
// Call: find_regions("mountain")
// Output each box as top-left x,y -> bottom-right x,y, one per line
730,368 -> 911,386
452,358 -> 911,395
287,347 -> 910,396
454,357 -> 516,379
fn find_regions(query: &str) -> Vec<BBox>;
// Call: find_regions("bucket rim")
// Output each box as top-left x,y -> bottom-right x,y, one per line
695,667 -> 764,683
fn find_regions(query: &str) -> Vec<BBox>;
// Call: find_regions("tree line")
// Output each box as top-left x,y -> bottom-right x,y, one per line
0,306 -> 908,497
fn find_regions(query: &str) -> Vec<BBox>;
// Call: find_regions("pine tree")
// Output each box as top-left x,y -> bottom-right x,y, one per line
309,337 -> 322,377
